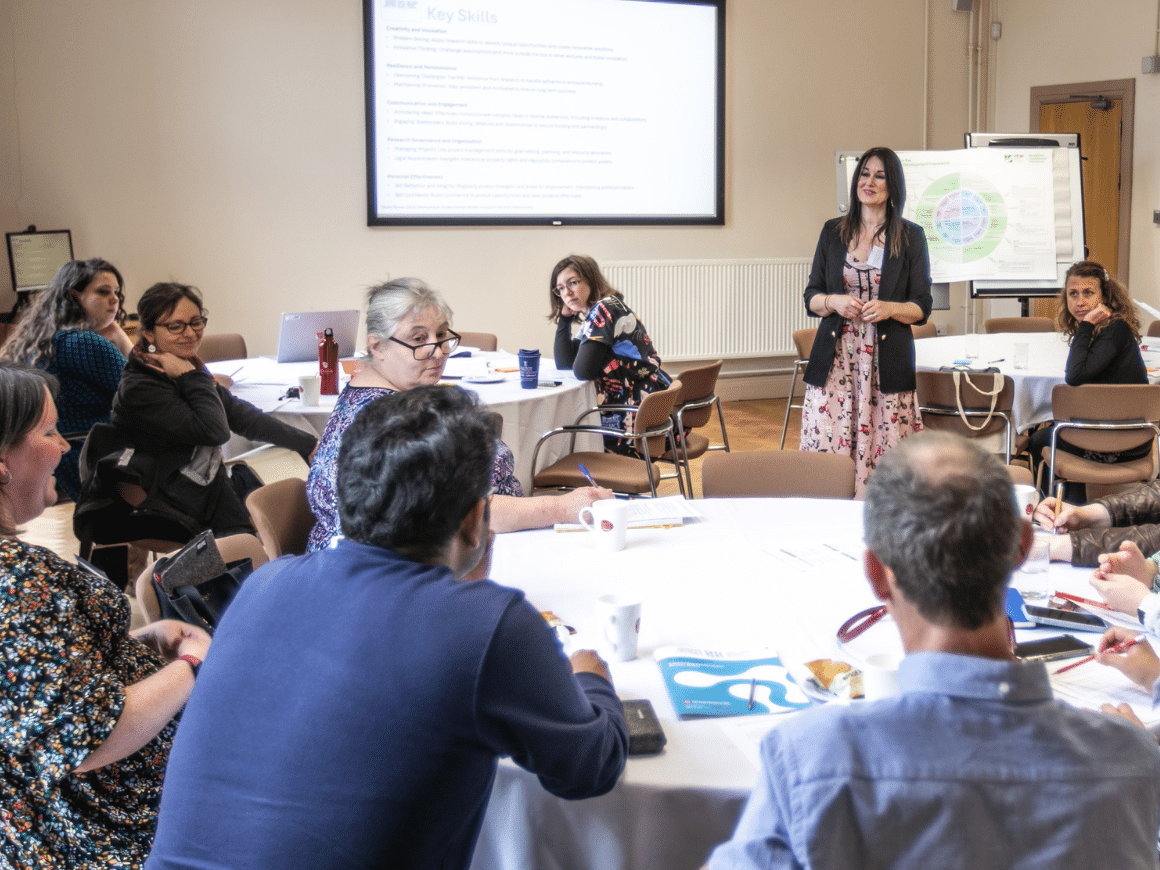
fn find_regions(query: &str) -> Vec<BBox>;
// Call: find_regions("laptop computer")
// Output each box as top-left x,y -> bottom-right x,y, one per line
276,310 -> 360,363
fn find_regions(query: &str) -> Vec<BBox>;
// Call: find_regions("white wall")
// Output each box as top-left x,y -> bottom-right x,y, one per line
1,0 -> 975,384
991,0 -> 1160,314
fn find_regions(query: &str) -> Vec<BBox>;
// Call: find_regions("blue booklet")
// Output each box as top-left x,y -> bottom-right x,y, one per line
1006,587 -> 1034,629
654,647 -> 810,718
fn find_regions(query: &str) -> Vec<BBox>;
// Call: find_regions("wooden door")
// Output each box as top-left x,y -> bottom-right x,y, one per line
1039,99 -> 1122,274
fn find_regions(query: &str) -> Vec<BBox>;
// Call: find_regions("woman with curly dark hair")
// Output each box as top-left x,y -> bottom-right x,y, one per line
0,258 -> 132,498
1029,259 -> 1147,485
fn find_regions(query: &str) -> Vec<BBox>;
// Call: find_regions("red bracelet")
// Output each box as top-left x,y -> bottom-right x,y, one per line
176,654 -> 202,678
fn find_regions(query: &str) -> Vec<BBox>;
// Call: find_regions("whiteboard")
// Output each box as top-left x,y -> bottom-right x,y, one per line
835,134 -> 1083,298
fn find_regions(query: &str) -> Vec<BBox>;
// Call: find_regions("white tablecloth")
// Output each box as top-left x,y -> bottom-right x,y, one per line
470,498 -> 1149,870
914,333 -> 1160,433
206,353 -> 600,492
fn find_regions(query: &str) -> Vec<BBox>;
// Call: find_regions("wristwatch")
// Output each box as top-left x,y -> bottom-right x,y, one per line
176,654 -> 202,678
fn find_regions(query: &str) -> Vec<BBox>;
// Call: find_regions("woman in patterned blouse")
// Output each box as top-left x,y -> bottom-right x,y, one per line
550,254 -> 673,454
0,362 -> 211,868
305,278 -> 608,552
1,258 -> 133,499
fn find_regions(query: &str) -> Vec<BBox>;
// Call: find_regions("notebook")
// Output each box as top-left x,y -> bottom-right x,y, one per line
275,310 -> 359,363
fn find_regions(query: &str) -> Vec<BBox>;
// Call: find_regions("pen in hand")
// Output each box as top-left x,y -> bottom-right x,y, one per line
1053,634 -> 1144,675
578,463 -> 598,488
1054,482 -> 1064,525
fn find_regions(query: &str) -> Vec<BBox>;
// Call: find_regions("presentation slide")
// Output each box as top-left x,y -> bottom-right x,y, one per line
365,0 -> 722,224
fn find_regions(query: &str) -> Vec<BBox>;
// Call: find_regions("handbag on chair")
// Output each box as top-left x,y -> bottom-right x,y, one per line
151,530 -> 253,633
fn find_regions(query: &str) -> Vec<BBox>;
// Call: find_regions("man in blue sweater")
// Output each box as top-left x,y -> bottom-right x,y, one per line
147,385 -> 628,870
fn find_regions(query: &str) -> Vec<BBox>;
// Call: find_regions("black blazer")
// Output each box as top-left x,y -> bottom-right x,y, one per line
802,217 -> 933,395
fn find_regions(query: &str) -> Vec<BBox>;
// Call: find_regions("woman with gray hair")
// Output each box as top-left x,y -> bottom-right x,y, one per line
305,278 -> 608,552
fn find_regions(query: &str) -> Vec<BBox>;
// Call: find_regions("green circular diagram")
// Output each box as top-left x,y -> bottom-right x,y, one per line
913,173 -> 1007,263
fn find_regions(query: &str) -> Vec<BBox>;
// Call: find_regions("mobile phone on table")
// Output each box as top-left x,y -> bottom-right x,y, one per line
1023,605 -> 1107,633
1013,634 -> 1093,662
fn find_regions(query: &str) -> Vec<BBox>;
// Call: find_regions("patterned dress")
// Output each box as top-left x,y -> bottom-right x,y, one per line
576,297 -> 671,455
800,253 -> 922,497
43,330 -> 127,500
0,539 -> 173,868
305,384 -> 522,553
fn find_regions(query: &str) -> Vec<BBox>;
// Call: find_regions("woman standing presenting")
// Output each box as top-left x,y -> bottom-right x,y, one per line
800,147 -> 932,495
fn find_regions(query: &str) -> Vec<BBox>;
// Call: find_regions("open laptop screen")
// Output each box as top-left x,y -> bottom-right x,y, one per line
276,310 -> 359,363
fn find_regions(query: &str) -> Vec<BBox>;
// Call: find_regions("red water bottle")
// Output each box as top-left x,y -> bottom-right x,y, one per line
319,328 -> 338,395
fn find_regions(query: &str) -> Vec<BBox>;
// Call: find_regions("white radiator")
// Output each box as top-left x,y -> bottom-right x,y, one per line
602,259 -> 813,360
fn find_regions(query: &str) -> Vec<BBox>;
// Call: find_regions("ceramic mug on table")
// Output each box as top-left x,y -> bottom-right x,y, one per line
579,498 -> 628,551
298,374 -> 321,406
596,592 -> 642,661
1012,484 -> 1040,523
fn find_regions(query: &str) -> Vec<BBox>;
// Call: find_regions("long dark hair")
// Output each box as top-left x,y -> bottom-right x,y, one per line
0,363 -> 58,536
0,258 -> 125,367
1056,260 -> 1140,340
838,147 -> 908,259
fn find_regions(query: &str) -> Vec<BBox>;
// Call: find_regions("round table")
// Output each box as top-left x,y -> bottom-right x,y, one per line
914,332 -> 1160,433
469,497 -> 1142,870
206,353 -> 600,492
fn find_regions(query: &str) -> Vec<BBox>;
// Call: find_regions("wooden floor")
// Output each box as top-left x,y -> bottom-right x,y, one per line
656,397 -> 799,498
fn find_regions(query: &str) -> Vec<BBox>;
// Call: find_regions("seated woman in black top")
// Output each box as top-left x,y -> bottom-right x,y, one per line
1028,260 -> 1147,483
75,283 -> 317,545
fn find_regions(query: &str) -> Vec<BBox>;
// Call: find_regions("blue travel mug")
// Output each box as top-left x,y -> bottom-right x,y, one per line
518,349 -> 541,389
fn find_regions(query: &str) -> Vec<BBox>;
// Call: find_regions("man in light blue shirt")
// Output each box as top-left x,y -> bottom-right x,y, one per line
708,431 -> 1160,869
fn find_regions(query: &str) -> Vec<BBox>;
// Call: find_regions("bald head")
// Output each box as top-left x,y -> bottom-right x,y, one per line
863,432 -> 1022,629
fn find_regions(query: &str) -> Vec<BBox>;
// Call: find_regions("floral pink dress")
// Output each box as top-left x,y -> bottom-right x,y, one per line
800,251 -> 922,496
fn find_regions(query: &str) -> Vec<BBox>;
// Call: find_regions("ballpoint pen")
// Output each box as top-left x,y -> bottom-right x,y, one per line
1053,634 -> 1144,675
577,463 -> 598,488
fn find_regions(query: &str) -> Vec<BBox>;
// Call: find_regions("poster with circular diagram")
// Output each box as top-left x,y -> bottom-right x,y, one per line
901,149 -> 1057,283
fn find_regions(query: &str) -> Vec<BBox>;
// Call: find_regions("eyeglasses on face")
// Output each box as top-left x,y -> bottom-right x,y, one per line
552,278 -> 583,297
388,329 -> 461,360
156,316 -> 209,335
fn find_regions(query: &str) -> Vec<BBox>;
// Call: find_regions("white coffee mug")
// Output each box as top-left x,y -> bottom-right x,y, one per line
298,374 -> 321,406
578,498 -> 628,552
596,593 -> 642,661
861,653 -> 901,700
1012,484 -> 1040,523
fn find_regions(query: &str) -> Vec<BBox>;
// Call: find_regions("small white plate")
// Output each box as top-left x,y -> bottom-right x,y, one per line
464,374 -> 506,384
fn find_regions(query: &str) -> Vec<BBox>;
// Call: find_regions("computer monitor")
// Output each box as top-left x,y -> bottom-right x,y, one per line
275,309 -> 360,363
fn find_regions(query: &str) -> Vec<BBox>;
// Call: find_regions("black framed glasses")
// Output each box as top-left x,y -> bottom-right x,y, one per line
388,329 -> 461,360
552,277 -> 582,297
156,315 -> 208,335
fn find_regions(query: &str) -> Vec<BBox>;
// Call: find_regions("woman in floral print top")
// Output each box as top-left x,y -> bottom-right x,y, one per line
0,363 -> 211,868
306,278 -> 609,552
550,254 -> 673,454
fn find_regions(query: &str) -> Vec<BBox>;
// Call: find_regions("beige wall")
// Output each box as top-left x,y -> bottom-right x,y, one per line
990,0 -> 1160,316
3,0 -> 977,371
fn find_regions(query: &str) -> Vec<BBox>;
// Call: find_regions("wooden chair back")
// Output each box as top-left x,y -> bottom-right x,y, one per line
701,450 -> 856,499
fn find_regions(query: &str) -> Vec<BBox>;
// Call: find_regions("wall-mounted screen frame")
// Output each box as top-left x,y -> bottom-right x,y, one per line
363,0 -> 725,227
6,228 -> 73,294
